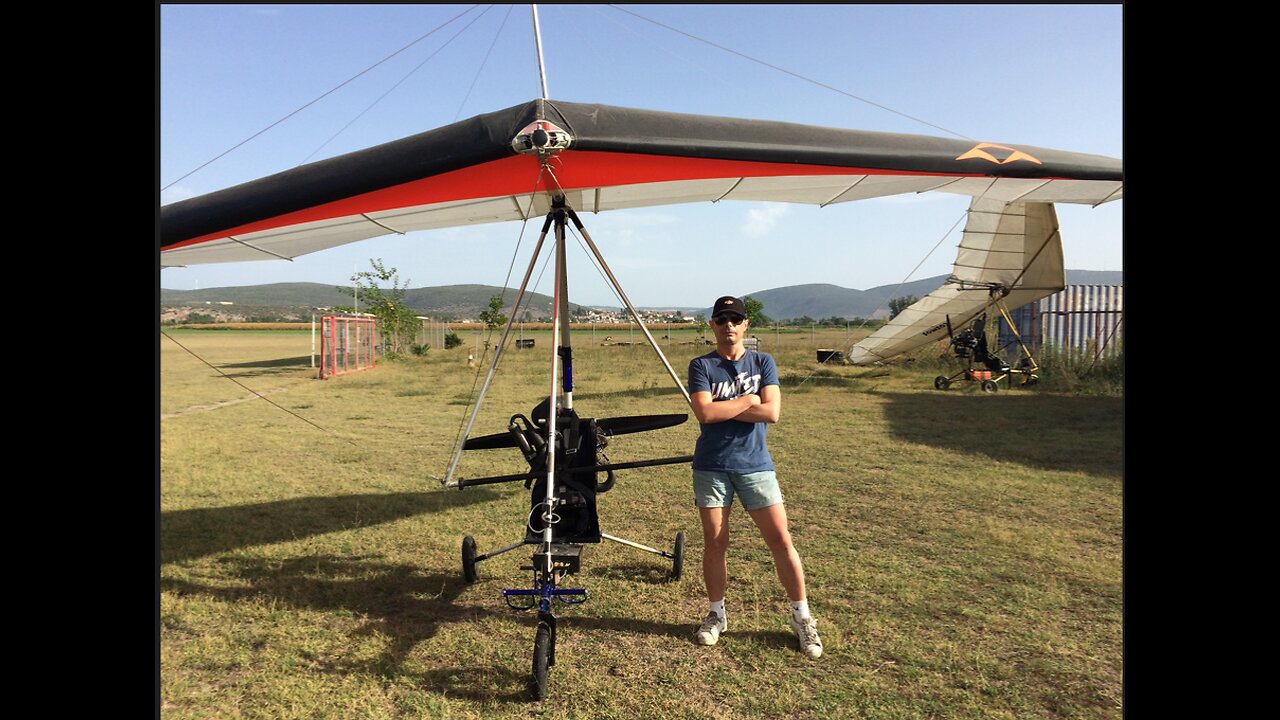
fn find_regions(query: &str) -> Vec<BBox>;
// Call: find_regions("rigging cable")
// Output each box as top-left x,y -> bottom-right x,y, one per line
606,5 -> 974,141
445,166 -> 547,467
792,208 -> 967,389
584,4 -> 736,93
160,331 -> 358,446
300,6 -> 496,165
539,162 -> 630,313
534,171 -> 637,336
567,225 -> 626,312
162,4 -> 482,192
454,4 -> 515,122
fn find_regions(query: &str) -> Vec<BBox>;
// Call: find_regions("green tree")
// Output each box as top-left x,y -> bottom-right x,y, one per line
335,258 -> 418,354
743,296 -> 771,326
478,295 -> 508,350
888,295 -> 919,320
479,295 -> 507,330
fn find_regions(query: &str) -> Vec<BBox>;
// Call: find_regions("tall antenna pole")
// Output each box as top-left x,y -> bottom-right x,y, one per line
531,5 -> 549,99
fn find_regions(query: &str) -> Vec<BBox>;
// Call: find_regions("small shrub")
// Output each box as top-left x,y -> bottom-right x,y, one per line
1035,342 -> 1124,395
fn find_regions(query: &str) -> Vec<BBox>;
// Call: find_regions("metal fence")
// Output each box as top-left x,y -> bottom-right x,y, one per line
998,285 -> 1123,359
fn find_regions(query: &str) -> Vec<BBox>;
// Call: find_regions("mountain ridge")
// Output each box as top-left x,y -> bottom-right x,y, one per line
160,271 -> 1121,321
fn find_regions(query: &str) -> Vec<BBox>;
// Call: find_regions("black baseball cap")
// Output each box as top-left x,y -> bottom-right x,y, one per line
711,296 -> 746,318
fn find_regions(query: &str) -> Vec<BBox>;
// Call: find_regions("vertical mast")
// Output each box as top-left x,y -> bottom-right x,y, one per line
534,4 -> 556,567
531,5 -> 549,99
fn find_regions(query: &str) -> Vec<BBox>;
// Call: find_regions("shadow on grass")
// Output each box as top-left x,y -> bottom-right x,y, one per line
216,355 -> 314,379
560,616 -> 794,650
416,666 -> 531,703
560,613 -> 689,641
220,355 -> 312,369
162,554 -> 513,690
779,372 -> 873,392
736,629 -> 797,651
161,490 -> 499,564
593,561 -> 680,585
160,553 -> 685,701
879,391 -> 1123,477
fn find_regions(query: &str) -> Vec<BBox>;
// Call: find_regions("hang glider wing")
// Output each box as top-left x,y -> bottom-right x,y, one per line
160,99 -> 1122,267
847,198 -> 1064,365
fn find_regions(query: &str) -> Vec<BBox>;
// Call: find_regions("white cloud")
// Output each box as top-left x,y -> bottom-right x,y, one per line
741,203 -> 790,238
585,209 -> 680,229
160,185 -> 197,205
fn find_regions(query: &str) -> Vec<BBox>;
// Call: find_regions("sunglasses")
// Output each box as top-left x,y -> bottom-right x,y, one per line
712,314 -> 746,325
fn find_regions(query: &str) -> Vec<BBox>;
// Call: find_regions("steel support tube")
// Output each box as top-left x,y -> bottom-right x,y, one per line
600,533 -> 669,557
568,209 -> 691,405
442,216 -> 553,488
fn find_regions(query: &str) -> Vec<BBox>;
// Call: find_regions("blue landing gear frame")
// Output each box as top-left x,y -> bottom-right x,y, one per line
502,543 -> 588,700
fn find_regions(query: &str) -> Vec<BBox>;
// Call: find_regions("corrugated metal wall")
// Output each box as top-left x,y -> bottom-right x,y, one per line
997,285 -> 1123,359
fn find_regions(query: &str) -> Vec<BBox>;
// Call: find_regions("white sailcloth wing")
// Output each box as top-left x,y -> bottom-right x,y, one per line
847,199 -> 1064,365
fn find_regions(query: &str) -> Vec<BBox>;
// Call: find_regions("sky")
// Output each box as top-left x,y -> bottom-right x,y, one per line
158,4 -> 1122,309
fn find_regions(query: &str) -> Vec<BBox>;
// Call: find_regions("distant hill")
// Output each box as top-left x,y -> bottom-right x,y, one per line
159,282 -> 586,321
161,271 -> 1120,322
161,283 -> 352,308
1062,270 -> 1124,285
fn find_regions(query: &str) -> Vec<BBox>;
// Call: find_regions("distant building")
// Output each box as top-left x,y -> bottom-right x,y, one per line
998,284 -> 1123,358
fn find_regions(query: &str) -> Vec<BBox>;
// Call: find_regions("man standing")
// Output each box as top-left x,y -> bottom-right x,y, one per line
687,295 -> 822,659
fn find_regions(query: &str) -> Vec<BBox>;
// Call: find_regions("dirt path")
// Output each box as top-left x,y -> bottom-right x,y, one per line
161,386 -> 292,420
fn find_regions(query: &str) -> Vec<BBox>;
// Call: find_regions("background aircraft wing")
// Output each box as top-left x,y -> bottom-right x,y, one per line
847,198 -> 1064,365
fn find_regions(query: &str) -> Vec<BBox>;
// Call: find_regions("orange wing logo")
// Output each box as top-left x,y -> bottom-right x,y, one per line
956,143 -> 1041,165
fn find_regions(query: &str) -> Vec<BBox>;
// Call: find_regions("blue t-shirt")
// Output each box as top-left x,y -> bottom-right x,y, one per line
687,350 -> 779,473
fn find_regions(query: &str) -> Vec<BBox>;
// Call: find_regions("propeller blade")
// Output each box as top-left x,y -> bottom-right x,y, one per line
462,432 -> 519,450
463,413 -> 687,450
596,414 -> 688,435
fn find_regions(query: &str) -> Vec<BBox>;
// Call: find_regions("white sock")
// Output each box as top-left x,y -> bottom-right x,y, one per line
791,600 -> 811,622
709,599 -> 726,619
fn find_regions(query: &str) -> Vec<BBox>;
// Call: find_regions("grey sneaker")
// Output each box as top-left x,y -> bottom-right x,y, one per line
790,616 -> 823,658
695,612 -> 727,646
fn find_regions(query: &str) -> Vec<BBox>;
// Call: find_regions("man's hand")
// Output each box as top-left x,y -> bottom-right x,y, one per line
732,385 -> 781,424
691,391 -> 756,424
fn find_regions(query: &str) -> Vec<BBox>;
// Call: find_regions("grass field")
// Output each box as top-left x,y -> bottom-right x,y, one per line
159,328 -> 1122,719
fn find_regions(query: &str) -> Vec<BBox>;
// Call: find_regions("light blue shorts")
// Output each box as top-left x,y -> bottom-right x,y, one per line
692,470 -> 783,511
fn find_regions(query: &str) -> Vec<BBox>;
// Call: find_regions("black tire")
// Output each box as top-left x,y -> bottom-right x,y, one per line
934,375 -> 950,390
462,536 -> 478,584
672,531 -> 685,581
531,623 -> 551,700
981,379 -> 998,394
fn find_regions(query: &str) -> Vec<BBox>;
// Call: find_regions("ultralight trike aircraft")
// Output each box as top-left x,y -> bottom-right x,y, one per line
161,13 -> 1121,697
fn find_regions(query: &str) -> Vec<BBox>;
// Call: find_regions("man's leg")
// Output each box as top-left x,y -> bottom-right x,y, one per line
747,502 -> 823,659
696,505 -> 732,645
700,506 -> 731,604
746,503 -> 805,601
